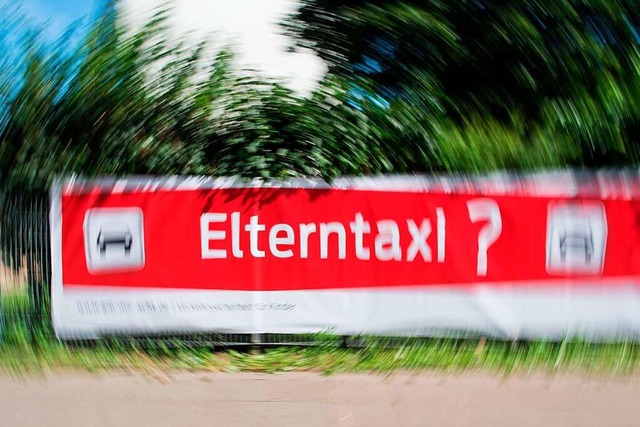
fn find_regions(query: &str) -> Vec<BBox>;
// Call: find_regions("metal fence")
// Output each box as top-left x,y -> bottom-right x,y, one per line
0,192 -> 52,345
0,192 -> 487,350
0,193 -> 351,349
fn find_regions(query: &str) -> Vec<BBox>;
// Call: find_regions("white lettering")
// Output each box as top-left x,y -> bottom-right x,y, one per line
269,224 -> 295,258
467,199 -> 502,276
200,213 -> 227,259
200,211 -> 448,263
436,208 -> 445,263
375,220 -> 401,261
231,212 -> 243,258
299,223 -> 317,259
245,215 -> 266,258
407,219 -> 432,262
320,222 -> 346,259
350,213 -> 371,260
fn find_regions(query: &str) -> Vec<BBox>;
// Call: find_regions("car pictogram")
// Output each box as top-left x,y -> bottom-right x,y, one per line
97,223 -> 133,255
558,218 -> 594,264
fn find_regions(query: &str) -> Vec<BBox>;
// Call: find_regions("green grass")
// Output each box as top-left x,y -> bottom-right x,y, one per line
2,292 -> 640,376
1,336 -> 640,377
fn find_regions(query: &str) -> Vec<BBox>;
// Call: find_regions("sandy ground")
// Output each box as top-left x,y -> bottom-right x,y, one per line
0,370 -> 638,426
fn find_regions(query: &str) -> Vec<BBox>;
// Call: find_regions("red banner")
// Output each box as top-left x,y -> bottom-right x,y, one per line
60,186 -> 640,291
52,175 -> 640,341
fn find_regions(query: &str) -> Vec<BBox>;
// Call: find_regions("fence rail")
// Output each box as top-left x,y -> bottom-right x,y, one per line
0,193 -> 355,348
0,193 -> 51,343
6,181 -> 635,348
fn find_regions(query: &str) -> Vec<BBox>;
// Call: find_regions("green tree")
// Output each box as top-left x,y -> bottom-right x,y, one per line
287,0 -> 640,166
0,2 -> 327,289
0,2 -> 325,193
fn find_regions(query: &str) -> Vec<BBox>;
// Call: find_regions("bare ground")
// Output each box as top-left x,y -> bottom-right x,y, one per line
0,370 -> 638,426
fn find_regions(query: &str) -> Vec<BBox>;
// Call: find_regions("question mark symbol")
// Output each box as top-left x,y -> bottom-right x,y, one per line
467,199 -> 502,276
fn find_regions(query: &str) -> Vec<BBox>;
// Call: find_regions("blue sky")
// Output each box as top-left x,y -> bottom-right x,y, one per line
0,0 -> 325,95
2,0 -> 105,40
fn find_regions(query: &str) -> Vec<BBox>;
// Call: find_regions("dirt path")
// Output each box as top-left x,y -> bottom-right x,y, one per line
0,370 -> 637,426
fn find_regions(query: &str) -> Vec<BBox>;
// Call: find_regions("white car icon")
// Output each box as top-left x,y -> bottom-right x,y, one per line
557,218 -> 594,264
97,223 -> 133,255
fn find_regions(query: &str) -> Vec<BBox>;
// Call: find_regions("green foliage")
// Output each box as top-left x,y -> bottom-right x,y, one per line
2,0 -> 640,191
432,116 -> 577,173
289,0 -> 640,168
0,3 -> 324,192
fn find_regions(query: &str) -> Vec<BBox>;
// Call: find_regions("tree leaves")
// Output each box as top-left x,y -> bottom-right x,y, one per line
289,0 -> 640,168
0,4 -> 325,191
3,0 -> 640,194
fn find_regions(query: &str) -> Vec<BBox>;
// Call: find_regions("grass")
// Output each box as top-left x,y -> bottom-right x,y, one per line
2,292 -> 640,376
2,336 -> 640,377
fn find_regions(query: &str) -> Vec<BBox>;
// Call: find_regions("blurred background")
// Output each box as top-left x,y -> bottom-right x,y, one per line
2,3 -> 640,426
2,0 -> 640,195
2,0 -> 640,367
